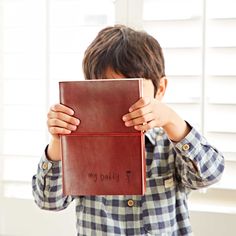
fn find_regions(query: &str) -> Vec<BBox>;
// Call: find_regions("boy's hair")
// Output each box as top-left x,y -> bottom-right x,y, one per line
83,25 -> 165,95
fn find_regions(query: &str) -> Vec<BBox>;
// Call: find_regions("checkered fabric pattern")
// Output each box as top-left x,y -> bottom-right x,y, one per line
32,127 -> 224,236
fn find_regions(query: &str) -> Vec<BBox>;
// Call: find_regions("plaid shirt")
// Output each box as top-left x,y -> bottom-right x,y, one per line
32,126 -> 224,236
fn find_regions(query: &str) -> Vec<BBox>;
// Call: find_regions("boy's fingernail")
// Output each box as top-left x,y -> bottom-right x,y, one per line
125,121 -> 131,126
129,108 -> 133,112
122,116 -> 127,121
72,125 -> 77,130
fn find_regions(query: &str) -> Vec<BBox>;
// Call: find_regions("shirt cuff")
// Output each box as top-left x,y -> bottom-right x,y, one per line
173,125 -> 207,161
38,145 -> 62,177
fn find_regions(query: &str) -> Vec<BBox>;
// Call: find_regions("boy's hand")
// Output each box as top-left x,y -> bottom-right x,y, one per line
46,103 -> 80,161
47,103 -> 80,139
122,97 -> 190,142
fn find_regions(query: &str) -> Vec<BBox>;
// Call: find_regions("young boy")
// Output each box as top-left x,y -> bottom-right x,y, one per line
32,25 -> 224,235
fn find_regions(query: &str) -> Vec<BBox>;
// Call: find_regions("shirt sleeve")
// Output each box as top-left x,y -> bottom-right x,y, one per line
173,126 -> 225,189
32,146 -> 74,211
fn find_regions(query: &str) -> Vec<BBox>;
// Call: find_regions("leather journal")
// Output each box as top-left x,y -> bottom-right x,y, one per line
59,79 -> 146,196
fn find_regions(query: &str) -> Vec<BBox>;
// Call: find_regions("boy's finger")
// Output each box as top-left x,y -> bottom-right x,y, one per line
47,119 -> 78,131
128,97 -> 151,112
48,111 -> 80,125
51,103 -> 74,116
134,120 -> 156,132
122,104 -> 151,121
124,113 -> 154,127
49,127 -> 72,135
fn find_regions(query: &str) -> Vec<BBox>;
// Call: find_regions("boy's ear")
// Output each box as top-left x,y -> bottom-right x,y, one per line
155,77 -> 167,100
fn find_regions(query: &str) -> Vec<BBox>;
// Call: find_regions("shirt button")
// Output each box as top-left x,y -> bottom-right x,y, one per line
127,199 -> 134,207
182,143 -> 190,151
42,162 -> 48,170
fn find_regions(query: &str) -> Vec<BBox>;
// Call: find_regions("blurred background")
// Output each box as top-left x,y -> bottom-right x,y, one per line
0,0 -> 236,235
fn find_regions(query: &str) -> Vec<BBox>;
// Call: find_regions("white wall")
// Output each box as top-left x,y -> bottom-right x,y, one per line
0,198 -> 76,236
190,211 -> 236,236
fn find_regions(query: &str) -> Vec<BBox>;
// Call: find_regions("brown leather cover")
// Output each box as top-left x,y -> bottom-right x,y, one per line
59,79 -> 146,196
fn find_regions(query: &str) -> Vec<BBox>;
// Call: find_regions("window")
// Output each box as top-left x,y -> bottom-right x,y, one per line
141,0 -> 236,213
0,0 -> 48,200
0,0 -> 115,200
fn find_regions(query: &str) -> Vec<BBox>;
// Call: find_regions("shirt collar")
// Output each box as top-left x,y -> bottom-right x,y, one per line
145,127 -> 165,146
